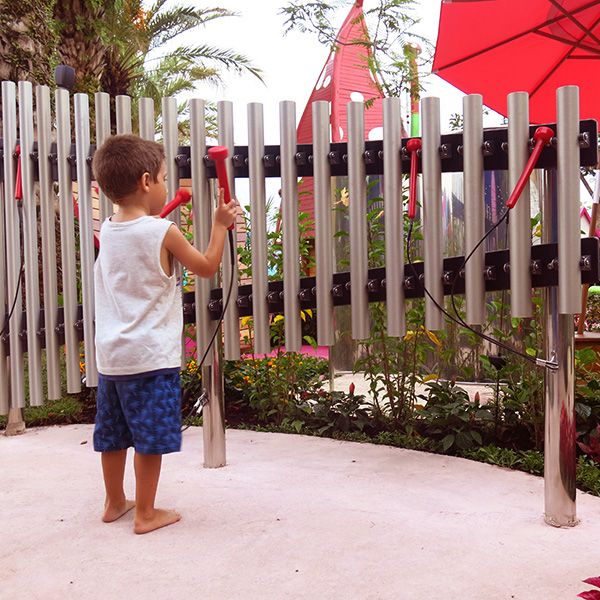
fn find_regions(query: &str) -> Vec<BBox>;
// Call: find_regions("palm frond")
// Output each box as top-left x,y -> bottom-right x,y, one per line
148,7 -> 237,50
152,45 -> 263,82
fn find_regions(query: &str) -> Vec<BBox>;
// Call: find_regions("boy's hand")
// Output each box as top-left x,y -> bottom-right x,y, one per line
214,188 -> 239,229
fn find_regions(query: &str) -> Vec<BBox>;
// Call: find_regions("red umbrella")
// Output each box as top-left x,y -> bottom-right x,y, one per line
432,0 -> 600,123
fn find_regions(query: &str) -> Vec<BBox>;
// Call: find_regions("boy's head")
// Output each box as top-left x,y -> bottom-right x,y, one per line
92,134 -> 167,211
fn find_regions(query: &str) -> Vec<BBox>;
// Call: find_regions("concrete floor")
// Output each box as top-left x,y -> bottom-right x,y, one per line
1,425 -> 599,600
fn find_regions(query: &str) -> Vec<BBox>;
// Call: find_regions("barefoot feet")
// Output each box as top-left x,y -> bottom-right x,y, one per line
102,499 -> 136,523
134,509 -> 181,534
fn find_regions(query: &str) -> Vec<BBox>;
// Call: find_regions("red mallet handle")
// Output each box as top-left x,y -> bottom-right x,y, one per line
208,145 -> 234,231
406,138 -> 422,221
15,145 -> 23,201
506,126 -> 554,210
160,188 -> 191,218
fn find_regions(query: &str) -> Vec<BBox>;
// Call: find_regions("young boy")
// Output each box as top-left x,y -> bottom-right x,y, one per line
92,134 -> 238,534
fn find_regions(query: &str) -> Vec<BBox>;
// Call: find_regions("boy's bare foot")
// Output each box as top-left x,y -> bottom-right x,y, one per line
102,499 -> 136,523
134,509 -> 181,534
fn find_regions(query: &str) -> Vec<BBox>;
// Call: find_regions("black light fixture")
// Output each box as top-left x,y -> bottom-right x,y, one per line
54,65 -> 75,91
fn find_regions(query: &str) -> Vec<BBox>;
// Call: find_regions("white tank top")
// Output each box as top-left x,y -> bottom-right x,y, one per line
94,215 -> 183,376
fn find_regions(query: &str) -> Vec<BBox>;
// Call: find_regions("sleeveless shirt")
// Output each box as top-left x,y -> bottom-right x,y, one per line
94,216 -> 182,376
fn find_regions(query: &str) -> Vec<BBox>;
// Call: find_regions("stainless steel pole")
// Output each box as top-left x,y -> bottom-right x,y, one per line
383,97 -> 405,338
95,92 -> 113,222
217,101 -> 240,361
279,100 -> 303,351
18,81 -> 43,405
115,95 -> 132,135
36,84 -> 61,400
74,93 -> 98,388
248,102 -> 270,355
313,100 -> 335,346
508,92 -> 533,318
202,339 -> 226,468
55,87 -> 81,393
463,94 -> 485,325
421,97 -> 444,331
3,81 -> 25,408
347,101 -> 369,340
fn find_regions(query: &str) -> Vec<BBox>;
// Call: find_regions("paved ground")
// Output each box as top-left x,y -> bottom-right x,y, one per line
1,425 -> 599,600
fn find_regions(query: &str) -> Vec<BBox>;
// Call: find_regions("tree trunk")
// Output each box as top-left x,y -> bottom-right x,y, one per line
0,1 -> 57,85
53,0 -> 113,93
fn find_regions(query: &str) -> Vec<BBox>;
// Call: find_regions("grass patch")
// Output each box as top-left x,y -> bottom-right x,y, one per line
0,395 -> 90,430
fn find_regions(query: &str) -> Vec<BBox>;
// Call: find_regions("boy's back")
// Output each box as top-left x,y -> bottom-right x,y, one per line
94,215 -> 182,376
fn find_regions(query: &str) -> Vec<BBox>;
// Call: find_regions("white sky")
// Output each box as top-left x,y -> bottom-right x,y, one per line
164,0 -> 508,202
173,0 -> 505,144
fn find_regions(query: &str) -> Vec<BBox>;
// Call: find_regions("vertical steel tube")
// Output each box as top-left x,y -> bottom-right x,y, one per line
313,100 -> 335,346
94,92 -> 112,222
248,103 -> 270,355
36,84 -> 61,400
56,88 -> 81,393
557,86 -> 581,314
0,179 -> 8,414
18,81 -> 43,406
279,101 -> 302,351
421,97 -> 444,331
115,95 -> 132,134
190,99 -> 214,367
74,93 -> 98,388
161,96 -> 186,364
347,101 -> 370,340
2,81 -> 25,409
217,101 -> 240,361
138,98 -> 155,141
191,99 -> 224,466
463,94 -> 485,325
202,340 -> 226,468
383,97 -> 405,338
541,169 -> 577,527
162,97 -> 180,224
508,92 -> 533,318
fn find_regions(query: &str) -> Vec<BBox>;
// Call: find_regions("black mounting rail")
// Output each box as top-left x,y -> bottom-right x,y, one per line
0,120 -> 597,183
5,237 -> 599,354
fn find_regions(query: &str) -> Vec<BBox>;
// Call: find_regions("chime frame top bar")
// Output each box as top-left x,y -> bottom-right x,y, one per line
0,119 -> 595,183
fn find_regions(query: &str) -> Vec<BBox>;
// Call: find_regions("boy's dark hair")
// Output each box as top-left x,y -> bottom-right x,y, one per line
92,134 -> 165,202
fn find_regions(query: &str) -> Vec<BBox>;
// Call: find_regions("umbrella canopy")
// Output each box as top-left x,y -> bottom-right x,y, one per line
432,0 -> 600,123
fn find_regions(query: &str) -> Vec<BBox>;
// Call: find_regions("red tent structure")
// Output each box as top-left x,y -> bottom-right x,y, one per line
294,0 -> 401,226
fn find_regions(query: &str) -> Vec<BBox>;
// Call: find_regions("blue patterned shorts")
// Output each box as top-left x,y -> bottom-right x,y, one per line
93,370 -> 182,455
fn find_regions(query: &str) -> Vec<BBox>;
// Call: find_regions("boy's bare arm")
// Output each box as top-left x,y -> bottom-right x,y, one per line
164,223 -> 226,277
163,188 -> 238,278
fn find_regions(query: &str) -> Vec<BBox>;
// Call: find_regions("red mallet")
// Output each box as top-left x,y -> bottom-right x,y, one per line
160,187 -> 191,218
406,138 -> 422,221
506,126 -> 554,210
208,145 -> 234,230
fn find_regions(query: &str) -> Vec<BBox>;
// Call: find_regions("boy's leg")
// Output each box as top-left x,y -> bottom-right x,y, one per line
94,375 -> 135,523
133,452 -> 180,534
101,449 -> 136,522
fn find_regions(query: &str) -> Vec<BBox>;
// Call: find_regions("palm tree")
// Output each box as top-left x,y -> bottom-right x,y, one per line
53,0 -> 119,94
100,1 -> 262,98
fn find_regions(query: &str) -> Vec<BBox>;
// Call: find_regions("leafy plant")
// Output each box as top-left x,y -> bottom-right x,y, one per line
578,577 -> 600,600
575,347 -> 600,442
306,389 -> 373,436
416,380 -> 493,453
578,425 -> 600,465
224,353 -> 328,426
